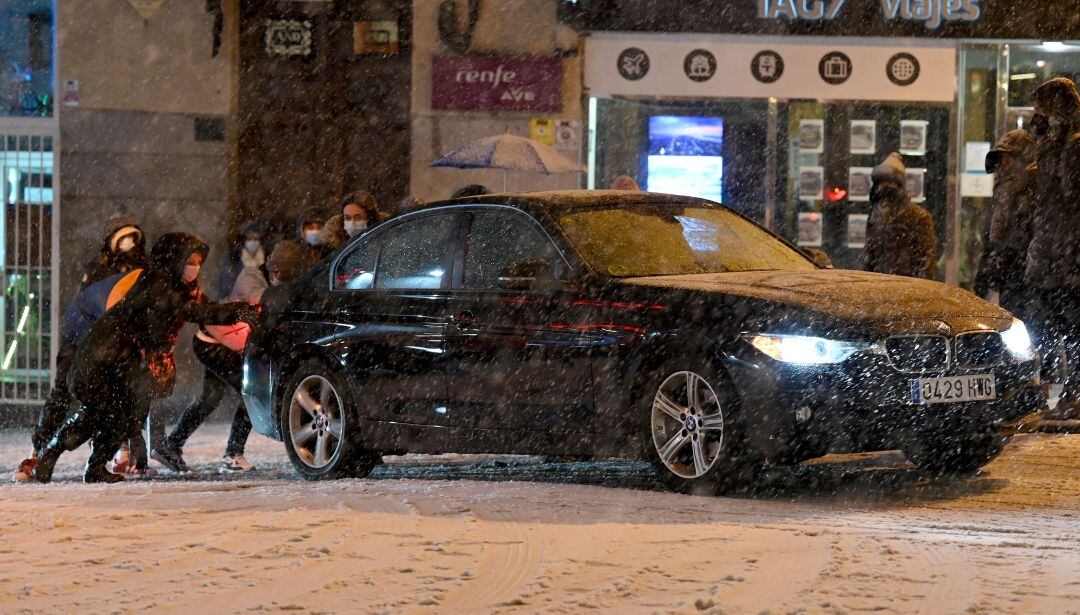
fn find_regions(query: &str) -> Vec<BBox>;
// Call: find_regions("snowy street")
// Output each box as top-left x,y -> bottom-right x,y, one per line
0,426 -> 1077,613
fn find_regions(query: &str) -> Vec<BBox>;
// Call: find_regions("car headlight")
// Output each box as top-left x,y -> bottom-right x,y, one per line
746,334 -> 869,365
1001,318 -> 1034,360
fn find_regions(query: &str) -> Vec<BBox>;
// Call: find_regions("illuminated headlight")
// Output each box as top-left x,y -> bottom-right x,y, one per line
1001,318 -> 1034,360
747,334 -> 869,365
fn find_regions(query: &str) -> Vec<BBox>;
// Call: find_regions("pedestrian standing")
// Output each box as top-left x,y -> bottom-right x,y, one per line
217,221 -> 266,300
864,152 -> 938,279
1024,77 -> 1080,418
33,233 -> 256,483
11,215 -> 148,482
154,241 -> 303,473
974,129 -> 1037,317
295,208 -> 334,272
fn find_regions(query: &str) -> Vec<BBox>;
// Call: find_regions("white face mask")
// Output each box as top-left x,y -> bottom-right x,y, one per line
343,220 -> 367,237
182,264 -> 201,283
244,239 -> 262,254
304,230 -> 324,246
117,236 -> 136,253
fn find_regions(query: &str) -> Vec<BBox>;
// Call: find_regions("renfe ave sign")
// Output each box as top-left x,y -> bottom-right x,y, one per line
758,0 -> 981,29
432,56 -> 562,112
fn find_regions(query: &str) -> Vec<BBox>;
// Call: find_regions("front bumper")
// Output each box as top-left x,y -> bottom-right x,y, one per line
723,343 -> 1040,458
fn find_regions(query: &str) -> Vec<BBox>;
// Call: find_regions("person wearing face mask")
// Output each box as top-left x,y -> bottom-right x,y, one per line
295,208 -> 334,272
217,221 -> 267,301
12,214 -> 150,481
863,152 -> 937,279
154,241 -> 303,474
342,192 -> 381,240
1023,77 -> 1080,418
32,233 -> 258,483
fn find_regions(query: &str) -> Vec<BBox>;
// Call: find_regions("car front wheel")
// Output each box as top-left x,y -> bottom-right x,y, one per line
645,366 -> 760,495
281,360 -> 378,480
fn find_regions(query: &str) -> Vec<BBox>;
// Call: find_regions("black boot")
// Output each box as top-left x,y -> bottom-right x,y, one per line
84,438 -> 124,484
33,444 -> 62,484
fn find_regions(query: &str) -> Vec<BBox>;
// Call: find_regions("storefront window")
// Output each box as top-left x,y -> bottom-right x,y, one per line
0,0 -> 54,118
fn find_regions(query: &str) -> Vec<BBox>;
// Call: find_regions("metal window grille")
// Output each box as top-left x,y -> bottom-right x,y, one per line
0,117 -> 58,405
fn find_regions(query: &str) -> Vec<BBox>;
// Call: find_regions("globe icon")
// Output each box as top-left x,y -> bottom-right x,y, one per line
892,59 -> 916,80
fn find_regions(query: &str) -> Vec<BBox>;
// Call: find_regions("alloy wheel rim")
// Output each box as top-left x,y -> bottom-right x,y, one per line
289,375 -> 344,469
651,370 -> 725,479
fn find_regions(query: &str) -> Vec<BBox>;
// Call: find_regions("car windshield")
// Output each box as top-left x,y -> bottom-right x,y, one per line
557,205 -> 816,277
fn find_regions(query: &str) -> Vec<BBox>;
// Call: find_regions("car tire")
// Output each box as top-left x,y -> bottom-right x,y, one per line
902,427 -> 1009,476
280,360 -> 379,480
643,363 -> 761,495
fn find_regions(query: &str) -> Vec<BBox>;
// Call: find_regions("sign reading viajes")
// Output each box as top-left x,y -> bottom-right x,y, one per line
265,19 -> 313,57
757,0 -> 982,29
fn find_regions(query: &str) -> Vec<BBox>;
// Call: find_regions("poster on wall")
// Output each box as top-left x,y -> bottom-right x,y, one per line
798,119 -> 824,154
847,214 -> 869,249
798,166 -> 824,201
850,120 -> 876,155
906,168 -> 926,203
848,167 -> 873,201
900,120 -> 929,156
797,212 -> 824,247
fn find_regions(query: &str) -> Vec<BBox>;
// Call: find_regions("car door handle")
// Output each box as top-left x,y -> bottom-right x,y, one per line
451,311 -> 478,329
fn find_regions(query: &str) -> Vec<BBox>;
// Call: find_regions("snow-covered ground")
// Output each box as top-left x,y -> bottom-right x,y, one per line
0,426 -> 1077,614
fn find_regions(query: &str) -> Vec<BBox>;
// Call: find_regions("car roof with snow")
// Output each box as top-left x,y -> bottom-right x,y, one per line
429,190 -> 719,217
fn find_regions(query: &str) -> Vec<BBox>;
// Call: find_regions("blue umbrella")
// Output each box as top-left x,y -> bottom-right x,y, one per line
430,132 -> 584,192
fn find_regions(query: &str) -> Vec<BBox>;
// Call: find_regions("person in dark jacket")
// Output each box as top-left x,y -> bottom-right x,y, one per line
154,241 -> 303,474
295,208 -> 334,272
11,269 -> 145,481
864,152 -> 937,279
1024,77 -> 1080,417
217,220 -> 267,300
974,129 -> 1038,317
33,233 -> 256,483
11,216 -> 148,482
80,215 -> 147,289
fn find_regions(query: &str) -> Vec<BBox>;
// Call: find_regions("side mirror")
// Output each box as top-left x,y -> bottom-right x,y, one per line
497,259 -> 561,291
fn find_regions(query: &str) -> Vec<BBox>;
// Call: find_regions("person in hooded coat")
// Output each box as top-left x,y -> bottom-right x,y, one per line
217,220 -> 267,300
1024,77 -> 1080,417
974,129 -> 1037,319
864,152 -> 938,279
33,233 -> 256,483
295,208 -> 334,272
154,241 -> 304,474
80,214 -> 148,288
11,215 -> 149,482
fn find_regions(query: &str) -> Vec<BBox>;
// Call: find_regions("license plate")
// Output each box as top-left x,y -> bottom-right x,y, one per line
911,374 -> 996,405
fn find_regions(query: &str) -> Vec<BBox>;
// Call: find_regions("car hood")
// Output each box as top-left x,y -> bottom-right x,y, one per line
619,269 -> 1011,326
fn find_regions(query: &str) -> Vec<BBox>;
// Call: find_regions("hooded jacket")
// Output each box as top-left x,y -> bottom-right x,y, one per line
975,130 -> 1037,298
864,153 -> 938,279
1025,77 -> 1080,290
217,220 -> 266,300
80,215 -> 148,289
71,233 -> 254,398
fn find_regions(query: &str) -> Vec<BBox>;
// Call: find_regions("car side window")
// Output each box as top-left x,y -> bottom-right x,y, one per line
464,211 -> 559,290
375,214 -> 454,290
334,240 -> 378,290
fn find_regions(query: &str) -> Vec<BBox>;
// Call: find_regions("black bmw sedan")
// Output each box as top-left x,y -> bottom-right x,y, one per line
242,191 -> 1041,494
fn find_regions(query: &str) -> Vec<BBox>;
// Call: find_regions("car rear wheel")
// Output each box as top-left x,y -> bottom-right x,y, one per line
281,360 -> 378,480
645,366 -> 760,495
903,427 -> 1009,476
